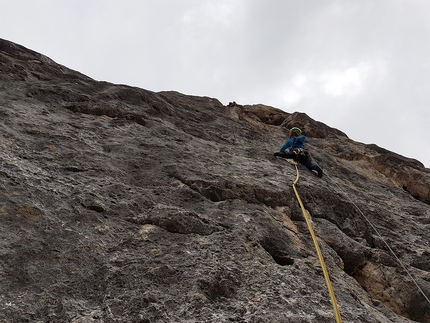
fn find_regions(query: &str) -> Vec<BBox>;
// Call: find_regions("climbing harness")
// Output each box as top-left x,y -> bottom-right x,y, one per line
293,148 -> 309,156
324,171 -> 430,307
290,160 -> 343,323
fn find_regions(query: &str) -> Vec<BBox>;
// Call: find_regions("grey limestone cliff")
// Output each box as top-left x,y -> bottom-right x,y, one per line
1,39 -> 429,323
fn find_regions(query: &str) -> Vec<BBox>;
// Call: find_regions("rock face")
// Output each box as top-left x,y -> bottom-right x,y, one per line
1,38 -> 430,323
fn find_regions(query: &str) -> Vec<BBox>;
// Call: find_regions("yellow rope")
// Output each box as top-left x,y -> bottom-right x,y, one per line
292,163 -> 343,323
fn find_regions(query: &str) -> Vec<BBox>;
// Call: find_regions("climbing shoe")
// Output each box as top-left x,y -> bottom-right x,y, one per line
316,166 -> 323,178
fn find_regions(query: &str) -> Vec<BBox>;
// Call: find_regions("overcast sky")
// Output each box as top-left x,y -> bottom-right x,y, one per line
1,0 -> 429,167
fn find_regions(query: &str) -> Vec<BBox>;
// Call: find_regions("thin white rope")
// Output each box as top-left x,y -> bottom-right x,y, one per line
324,171 -> 430,305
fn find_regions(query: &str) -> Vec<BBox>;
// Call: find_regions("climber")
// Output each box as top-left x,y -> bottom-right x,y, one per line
274,127 -> 323,178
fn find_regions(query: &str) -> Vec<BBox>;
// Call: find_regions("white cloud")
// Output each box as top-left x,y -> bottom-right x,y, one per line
292,74 -> 307,88
322,64 -> 368,97
181,0 -> 244,28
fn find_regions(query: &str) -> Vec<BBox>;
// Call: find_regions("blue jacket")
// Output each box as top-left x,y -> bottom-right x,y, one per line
279,135 -> 306,152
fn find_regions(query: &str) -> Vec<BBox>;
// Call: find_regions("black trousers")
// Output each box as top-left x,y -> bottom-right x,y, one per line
274,151 -> 319,171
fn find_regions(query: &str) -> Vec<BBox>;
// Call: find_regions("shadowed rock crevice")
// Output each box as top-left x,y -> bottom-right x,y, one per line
174,175 -> 291,207
65,103 -> 150,126
254,213 -> 306,266
259,236 -> 295,266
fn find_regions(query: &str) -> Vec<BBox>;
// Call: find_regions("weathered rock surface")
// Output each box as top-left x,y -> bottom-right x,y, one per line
1,38 -> 429,322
